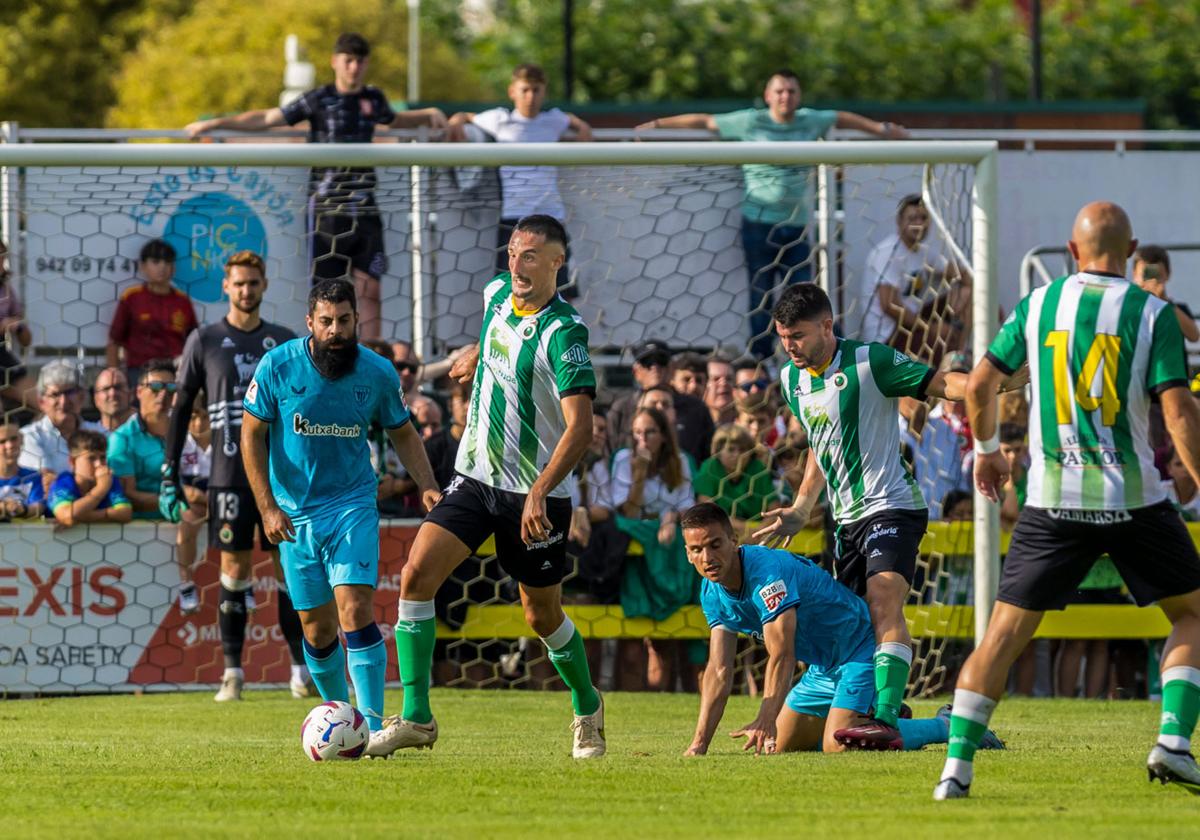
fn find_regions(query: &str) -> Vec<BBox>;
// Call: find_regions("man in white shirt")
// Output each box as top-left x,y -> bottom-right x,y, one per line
447,63 -> 593,297
19,360 -> 106,492
859,195 -> 972,365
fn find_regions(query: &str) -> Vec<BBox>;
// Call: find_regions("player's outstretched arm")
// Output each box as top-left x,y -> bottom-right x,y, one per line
1163,386 -> 1200,487
752,453 -> 824,548
732,609 -> 797,755
449,343 -> 480,384
521,393 -> 593,545
386,421 -> 441,513
635,113 -> 717,132
925,370 -> 968,402
966,357 -> 1009,503
686,627 -> 738,756
241,413 -> 294,544
185,108 -> 286,138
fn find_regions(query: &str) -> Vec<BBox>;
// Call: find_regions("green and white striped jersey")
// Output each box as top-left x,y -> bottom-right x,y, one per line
457,274 -> 597,498
781,339 -> 934,524
987,271 -> 1187,511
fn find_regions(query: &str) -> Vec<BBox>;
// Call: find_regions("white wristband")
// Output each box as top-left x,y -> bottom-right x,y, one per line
975,434 -> 999,455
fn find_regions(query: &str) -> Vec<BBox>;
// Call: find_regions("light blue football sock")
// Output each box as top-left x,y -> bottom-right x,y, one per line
898,716 -> 950,751
345,623 -> 387,732
302,637 -> 349,703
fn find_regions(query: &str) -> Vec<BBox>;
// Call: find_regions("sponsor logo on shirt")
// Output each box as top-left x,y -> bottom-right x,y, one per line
1045,508 -> 1133,524
893,349 -> 911,366
291,414 -> 360,438
245,380 -> 259,405
1054,447 -> 1127,467
561,343 -> 591,366
234,352 -> 259,384
758,579 -> 788,612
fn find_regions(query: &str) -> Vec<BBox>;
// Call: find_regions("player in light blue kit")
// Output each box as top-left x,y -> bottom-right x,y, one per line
680,502 -> 1001,755
242,279 -> 440,756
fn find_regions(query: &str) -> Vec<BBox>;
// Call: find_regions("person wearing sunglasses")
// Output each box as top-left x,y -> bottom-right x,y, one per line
106,359 -> 180,521
19,359 -> 106,494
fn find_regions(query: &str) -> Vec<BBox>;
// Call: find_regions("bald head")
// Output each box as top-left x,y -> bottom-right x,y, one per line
1070,201 -> 1135,268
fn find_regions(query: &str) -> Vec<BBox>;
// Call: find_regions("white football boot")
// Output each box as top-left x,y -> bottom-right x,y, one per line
1148,743 -> 1200,795
365,715 -> 439,758
571,690 -> 606,759
213,673 -> 243,702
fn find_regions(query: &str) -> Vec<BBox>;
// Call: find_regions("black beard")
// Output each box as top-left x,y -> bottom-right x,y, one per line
311,336 -> 359,380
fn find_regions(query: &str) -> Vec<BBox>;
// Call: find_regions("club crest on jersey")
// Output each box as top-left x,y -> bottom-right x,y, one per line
354,386 -> 371,406
263,336 -> 277,350
831,371 -> 849,390
519,319 -> 538,340
245,380 -> 258,404
561,344 -> 590,366
759,580 -> 788,612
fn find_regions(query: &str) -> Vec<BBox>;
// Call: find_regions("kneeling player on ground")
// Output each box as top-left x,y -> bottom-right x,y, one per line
241,279 -> 440,755
382,215 -> 604,759
682,502 -> 1000,755
934,202 -> 1200,800
753,284 -> 967,748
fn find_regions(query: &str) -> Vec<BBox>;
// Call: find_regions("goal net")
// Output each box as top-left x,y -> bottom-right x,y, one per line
0,139 -> 996,697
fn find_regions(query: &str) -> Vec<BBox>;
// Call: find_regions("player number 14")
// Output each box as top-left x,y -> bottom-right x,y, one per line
1044,331 -> 1121,426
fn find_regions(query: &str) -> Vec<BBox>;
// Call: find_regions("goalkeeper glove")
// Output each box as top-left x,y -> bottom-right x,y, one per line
159,462 -> 189,522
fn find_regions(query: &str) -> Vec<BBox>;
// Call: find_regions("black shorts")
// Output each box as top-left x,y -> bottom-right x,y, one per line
833,508 -> 928,595
309,206 -> 388,282
999,502 -> 1200,611
207,486 -> 271,553
424,473 -> 572,588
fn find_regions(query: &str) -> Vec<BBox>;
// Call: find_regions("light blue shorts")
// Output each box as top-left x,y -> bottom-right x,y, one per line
279,506 -> 380,611
785,660 -> 875,718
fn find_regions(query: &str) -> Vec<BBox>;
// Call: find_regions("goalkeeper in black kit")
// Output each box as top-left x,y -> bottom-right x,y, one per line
160,251 -> 312,702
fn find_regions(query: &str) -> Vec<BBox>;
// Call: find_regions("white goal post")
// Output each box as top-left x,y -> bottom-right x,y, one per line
0,139 -> 1000,651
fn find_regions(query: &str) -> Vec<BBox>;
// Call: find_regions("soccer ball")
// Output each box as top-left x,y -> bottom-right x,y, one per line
301,701 -> 369,761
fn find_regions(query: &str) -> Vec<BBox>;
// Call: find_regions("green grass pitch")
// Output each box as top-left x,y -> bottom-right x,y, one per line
1,690 -> 1192,838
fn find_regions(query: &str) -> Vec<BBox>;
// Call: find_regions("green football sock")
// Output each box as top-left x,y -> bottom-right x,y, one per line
543,620 -> 600,716
395,600 -> 437,725
1159,666 -> 1200,749
941,689 -> 997,786
873,643 -> 912,727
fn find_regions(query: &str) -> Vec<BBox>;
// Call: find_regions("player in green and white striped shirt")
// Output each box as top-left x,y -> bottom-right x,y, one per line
754,284 -> 967,749
379,215 -> 605,760
935,201 -> 1200,800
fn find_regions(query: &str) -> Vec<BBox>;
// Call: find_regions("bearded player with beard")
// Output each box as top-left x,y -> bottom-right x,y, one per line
241,278 -> 440,755
161,251 -> 312,702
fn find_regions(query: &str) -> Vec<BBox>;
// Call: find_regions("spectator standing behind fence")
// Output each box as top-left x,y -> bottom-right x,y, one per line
176,401 -> 212,615
902,351 -> 973,520
107,360 -> 178,520
859,195 -> 973,366
20,361 -> 106,493
47,429 -> 132,528
0,240 -> 34,421
694,423 -> 777,535
0,422 -> 45,521
998,423 -> 1029,531
92,367 -> 134,434
638,70 -> 908,359
705,356 -> 737,426
106,240 -> 198,382
610,407 -> 697,692
185,33 -> 448,341
447,63 -> 593,298
609,341 -> 713,464
670,353 -> 708,403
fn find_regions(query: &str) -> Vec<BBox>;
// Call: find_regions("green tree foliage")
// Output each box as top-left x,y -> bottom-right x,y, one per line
1041,0 -> 1200,129
107,0 -> 485,128
465,0 -> 1029,105
0,0 -> 189,127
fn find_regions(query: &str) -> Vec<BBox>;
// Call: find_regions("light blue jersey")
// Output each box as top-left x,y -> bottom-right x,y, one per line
700,544 -> 875,670
242,339 -> 410,523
